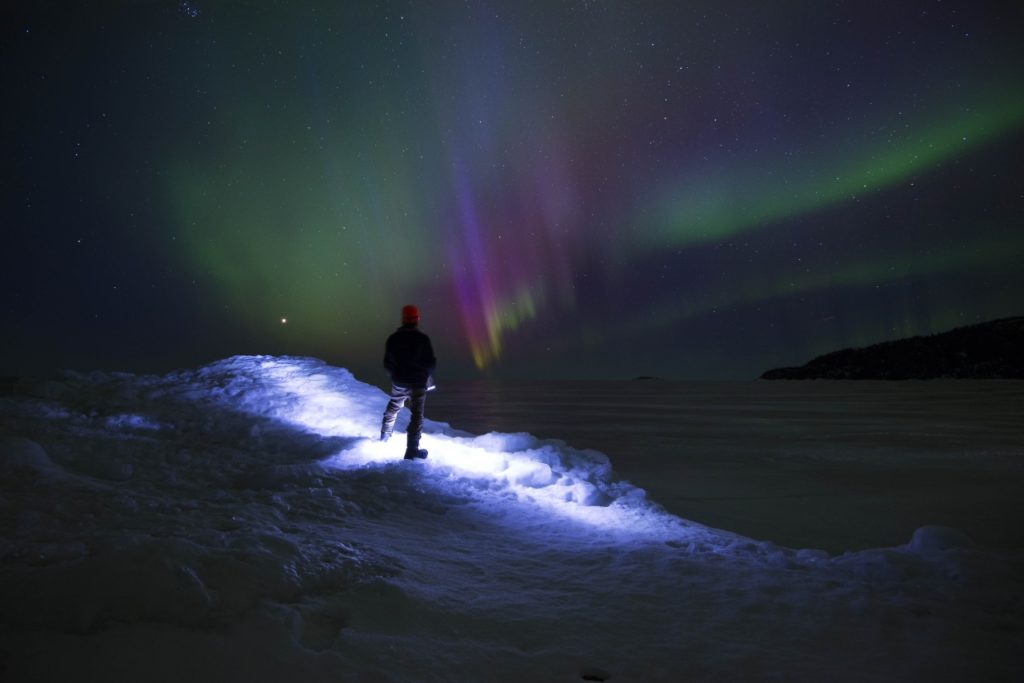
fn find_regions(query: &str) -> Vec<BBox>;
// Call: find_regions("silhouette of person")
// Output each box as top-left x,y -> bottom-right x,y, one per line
380,304 -> 436,459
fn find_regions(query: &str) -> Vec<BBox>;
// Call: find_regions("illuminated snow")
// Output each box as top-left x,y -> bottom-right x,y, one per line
223,357 -> 683,536
1,355 -> 1020,682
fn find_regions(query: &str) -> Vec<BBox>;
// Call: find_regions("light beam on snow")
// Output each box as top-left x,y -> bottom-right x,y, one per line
223,356 -> 696,538
255,358 -> 371,438
324,431 -> 668,535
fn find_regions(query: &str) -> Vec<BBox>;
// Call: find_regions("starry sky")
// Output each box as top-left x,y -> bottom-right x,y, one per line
4,0 -> 1023,380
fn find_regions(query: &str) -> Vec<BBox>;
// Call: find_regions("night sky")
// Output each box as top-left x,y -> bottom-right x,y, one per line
4,1 -> 1023,380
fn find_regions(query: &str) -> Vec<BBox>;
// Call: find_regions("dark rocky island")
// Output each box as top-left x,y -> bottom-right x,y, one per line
761,316 -> 1024,380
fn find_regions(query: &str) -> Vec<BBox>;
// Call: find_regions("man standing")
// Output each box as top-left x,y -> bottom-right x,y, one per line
380,304 -> 436,460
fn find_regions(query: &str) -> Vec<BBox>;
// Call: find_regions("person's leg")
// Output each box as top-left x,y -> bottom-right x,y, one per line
380,385 -> 410,440
404,389 -> 427,456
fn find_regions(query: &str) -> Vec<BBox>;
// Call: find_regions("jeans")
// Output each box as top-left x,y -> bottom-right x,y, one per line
381,384 -> 427,452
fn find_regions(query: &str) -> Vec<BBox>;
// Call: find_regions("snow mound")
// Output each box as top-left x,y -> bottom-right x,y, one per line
908,525 -> 975,554
0,436 -> 65,480
188,357 -> 705,540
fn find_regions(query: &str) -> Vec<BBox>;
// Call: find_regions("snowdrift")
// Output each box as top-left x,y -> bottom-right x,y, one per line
0,356 -> 1020,682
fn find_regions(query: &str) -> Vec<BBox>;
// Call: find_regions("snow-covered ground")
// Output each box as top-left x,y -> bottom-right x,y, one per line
1,356 -> 1021,682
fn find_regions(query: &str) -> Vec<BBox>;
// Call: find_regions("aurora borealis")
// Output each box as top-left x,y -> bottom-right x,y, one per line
4,1 -> 1023,379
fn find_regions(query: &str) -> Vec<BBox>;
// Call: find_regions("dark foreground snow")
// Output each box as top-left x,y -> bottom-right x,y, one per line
0,356 -> 1021,682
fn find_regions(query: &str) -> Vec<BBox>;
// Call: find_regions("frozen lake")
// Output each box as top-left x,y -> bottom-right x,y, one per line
426,379 -> 1024,553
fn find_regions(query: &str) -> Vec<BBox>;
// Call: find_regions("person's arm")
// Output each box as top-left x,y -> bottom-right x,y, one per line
383,337 -> 396,375
422,336 -> 437,373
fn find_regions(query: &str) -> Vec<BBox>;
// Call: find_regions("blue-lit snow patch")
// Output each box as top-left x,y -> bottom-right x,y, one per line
104,414 -> 163,431
205,356 -> 698,538
327,431 -> 663,533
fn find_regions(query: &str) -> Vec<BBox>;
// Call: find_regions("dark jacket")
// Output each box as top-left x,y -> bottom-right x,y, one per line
383,324 -> 436,389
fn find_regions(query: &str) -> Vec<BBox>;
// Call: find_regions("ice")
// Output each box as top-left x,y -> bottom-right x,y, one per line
0,355 -> 1021,681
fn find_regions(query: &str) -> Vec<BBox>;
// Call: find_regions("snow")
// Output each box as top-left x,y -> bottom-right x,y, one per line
0,356 -> 1021,682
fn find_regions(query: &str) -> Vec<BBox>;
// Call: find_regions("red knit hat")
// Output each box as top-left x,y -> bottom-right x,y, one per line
401,304 -> 420,324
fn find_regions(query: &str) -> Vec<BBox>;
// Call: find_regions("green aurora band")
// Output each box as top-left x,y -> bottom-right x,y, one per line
644,91 -> 1024,247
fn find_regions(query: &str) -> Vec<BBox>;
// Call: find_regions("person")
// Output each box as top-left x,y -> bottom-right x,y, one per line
380,304 -> 436,459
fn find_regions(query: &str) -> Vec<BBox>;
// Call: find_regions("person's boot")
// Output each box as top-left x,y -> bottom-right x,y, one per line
380,430 -> 391,442
404,434 -> 427,459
